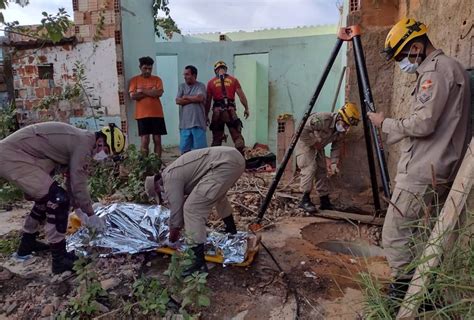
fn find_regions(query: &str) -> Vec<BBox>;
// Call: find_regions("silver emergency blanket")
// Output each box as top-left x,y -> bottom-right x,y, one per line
66,203 -> 249,264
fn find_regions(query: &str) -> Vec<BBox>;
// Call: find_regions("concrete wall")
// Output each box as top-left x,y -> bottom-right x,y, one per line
120,0 -> 157,144
142,34 -> 346,150
343,0 -> 473,196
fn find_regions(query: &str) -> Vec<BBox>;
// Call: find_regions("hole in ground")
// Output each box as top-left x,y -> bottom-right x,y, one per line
301,221 -> 383,257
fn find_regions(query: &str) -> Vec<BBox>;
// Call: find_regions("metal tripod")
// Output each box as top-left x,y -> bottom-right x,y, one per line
252,25 -> 391,228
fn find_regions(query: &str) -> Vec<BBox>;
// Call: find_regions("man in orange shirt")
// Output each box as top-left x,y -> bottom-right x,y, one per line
206,60 -> 249,154
129,56 -> 167,157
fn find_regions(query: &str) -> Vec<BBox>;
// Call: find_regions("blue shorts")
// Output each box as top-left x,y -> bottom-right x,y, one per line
179,127 -> 207,154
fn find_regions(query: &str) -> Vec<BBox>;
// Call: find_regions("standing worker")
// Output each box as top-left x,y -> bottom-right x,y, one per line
0,122 -> 126,274
368,18 -> 471,298
206,61 -> 250,154
176,65 -> 208,154
145,146 -> 245,275
296,103 -> 360,213
129,56 -> 167,157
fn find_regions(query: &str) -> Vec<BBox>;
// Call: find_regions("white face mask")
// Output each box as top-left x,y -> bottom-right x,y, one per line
93,150 -> 108,161
398,57 -> 419,74
335,122 -> 347,133
397,45 -> 421,74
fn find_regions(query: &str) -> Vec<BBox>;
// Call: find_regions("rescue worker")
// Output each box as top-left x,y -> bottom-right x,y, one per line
145,146 -> 245,275
0,122 -> 126,274
368,18 -> 471,298
206,61 -> 250,154
296,103 -> 360,213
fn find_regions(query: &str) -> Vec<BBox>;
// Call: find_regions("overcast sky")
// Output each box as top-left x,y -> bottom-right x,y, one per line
3,0 -> 341,34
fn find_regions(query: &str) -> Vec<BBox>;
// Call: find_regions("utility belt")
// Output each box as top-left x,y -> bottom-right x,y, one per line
213,99 -> 236,110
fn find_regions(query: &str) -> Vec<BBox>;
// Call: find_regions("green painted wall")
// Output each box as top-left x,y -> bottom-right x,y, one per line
121,0 -> 157,147
122,3 -> 346,151
150,35 -> 346,151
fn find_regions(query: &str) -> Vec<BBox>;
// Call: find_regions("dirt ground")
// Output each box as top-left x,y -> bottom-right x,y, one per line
0,170 -> 390,319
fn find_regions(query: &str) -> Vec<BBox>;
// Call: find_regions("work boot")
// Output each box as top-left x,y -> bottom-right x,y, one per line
50,240 -> 78,274
299,192 -> 318,213
182,244 -> 208,277
17,232 -> 50,257
222,215 -> 237,234
319,195 -> 334,211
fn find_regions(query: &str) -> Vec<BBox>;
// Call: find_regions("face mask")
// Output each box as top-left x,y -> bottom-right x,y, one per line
335,122 -> 347,133
397,45 -> 421,74
398,57 -> 419,74
93,150 -> 108,161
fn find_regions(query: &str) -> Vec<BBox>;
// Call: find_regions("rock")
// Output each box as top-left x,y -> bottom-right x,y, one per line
41,304 -> 54,317
94,301 -> 109,313
6,302 -> 18,315
100,277 -> 121,290
0,267 -> 13,281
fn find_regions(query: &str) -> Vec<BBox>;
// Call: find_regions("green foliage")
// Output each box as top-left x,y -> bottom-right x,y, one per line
87,145 -> 162,202
121,144 -> 162,203
0,232 -> 20,258
124,277 -> 170,316
164,247 -> 211,317
152,0 -> 181,39
0,103 -> 18,139
56,256 -> 109,319
360,210 -> 474,319
0,179 -> 23,208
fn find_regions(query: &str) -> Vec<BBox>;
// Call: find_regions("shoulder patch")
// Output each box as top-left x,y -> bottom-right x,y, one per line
418,91 -> 432,104
421,79 -> 433,91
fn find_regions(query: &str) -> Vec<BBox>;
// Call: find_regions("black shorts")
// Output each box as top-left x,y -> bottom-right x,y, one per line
137,117 -> 167,136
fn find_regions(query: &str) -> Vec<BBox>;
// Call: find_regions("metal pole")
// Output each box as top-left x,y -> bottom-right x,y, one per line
354,53 -> 382,212
352,35 -> 391,199
331,66 -> 347,112
254,38 -> 344,225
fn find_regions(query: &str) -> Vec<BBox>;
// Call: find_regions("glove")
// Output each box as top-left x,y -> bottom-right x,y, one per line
169,228 -> 181,243
87,215 -> 106,232
330,163 -> 340,175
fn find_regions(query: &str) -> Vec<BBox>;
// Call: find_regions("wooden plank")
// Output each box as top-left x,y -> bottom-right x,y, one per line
397,140 -> 474,319
315,209 -> 385,226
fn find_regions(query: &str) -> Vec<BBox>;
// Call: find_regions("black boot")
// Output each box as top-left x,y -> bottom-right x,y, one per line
319,195 -> 334,211
182,244 -> 208,277
299,192 -> 318,213
17,232 -> 50,257
51,240 -> 78,274
222,215 -> 237,234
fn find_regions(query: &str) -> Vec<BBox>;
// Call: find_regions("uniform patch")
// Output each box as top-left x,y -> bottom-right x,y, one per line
421,79 -> 433,91
418,91 -> 432,103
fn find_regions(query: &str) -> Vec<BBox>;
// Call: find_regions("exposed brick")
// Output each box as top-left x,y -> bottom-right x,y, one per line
73,108 -> 84,116
79,25 -> 91,37
38,79 -> 50,88
116,61 -> 123,75
114,30 -> 121,44
118,91 -> 125,105
78,0 -> 88,11
89,0 -> 99,11
28,56 -> 34,63
35,88 -> 45,98
18,89 -> 27,99
75,25 -> 80,34
14,79 -> 21,88
121,120 -> 127,133
21,77 -> 32,86
38,56 -> 48,63
25,65 -> 37,75
83,11 -> 92,24
43,87 -> 52,96
73,0 -> 79,11
53,87 -> 63,95
17,67 -> 25,76
114,0 -> 120,13
74,11 -> 85,25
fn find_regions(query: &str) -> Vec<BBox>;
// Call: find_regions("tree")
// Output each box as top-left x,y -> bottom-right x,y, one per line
152,0 -> 181,38
0,0 -> 71,43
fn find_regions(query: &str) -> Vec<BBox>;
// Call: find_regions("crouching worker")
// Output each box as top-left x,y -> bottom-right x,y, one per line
0,122 -> 125,274
296,102 -> 360,213
145,146 -> 245,275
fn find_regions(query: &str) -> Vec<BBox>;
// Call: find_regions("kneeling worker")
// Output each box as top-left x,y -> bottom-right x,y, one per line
0,122 -> 126,274
296,103 -> 360,213
145,146 -> 245,275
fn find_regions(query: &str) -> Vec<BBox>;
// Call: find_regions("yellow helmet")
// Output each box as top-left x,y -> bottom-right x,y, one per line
214,60 -> 227,72
100,123 -> 125,154
382,18 -> 427,61
338,102 -> 360,126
